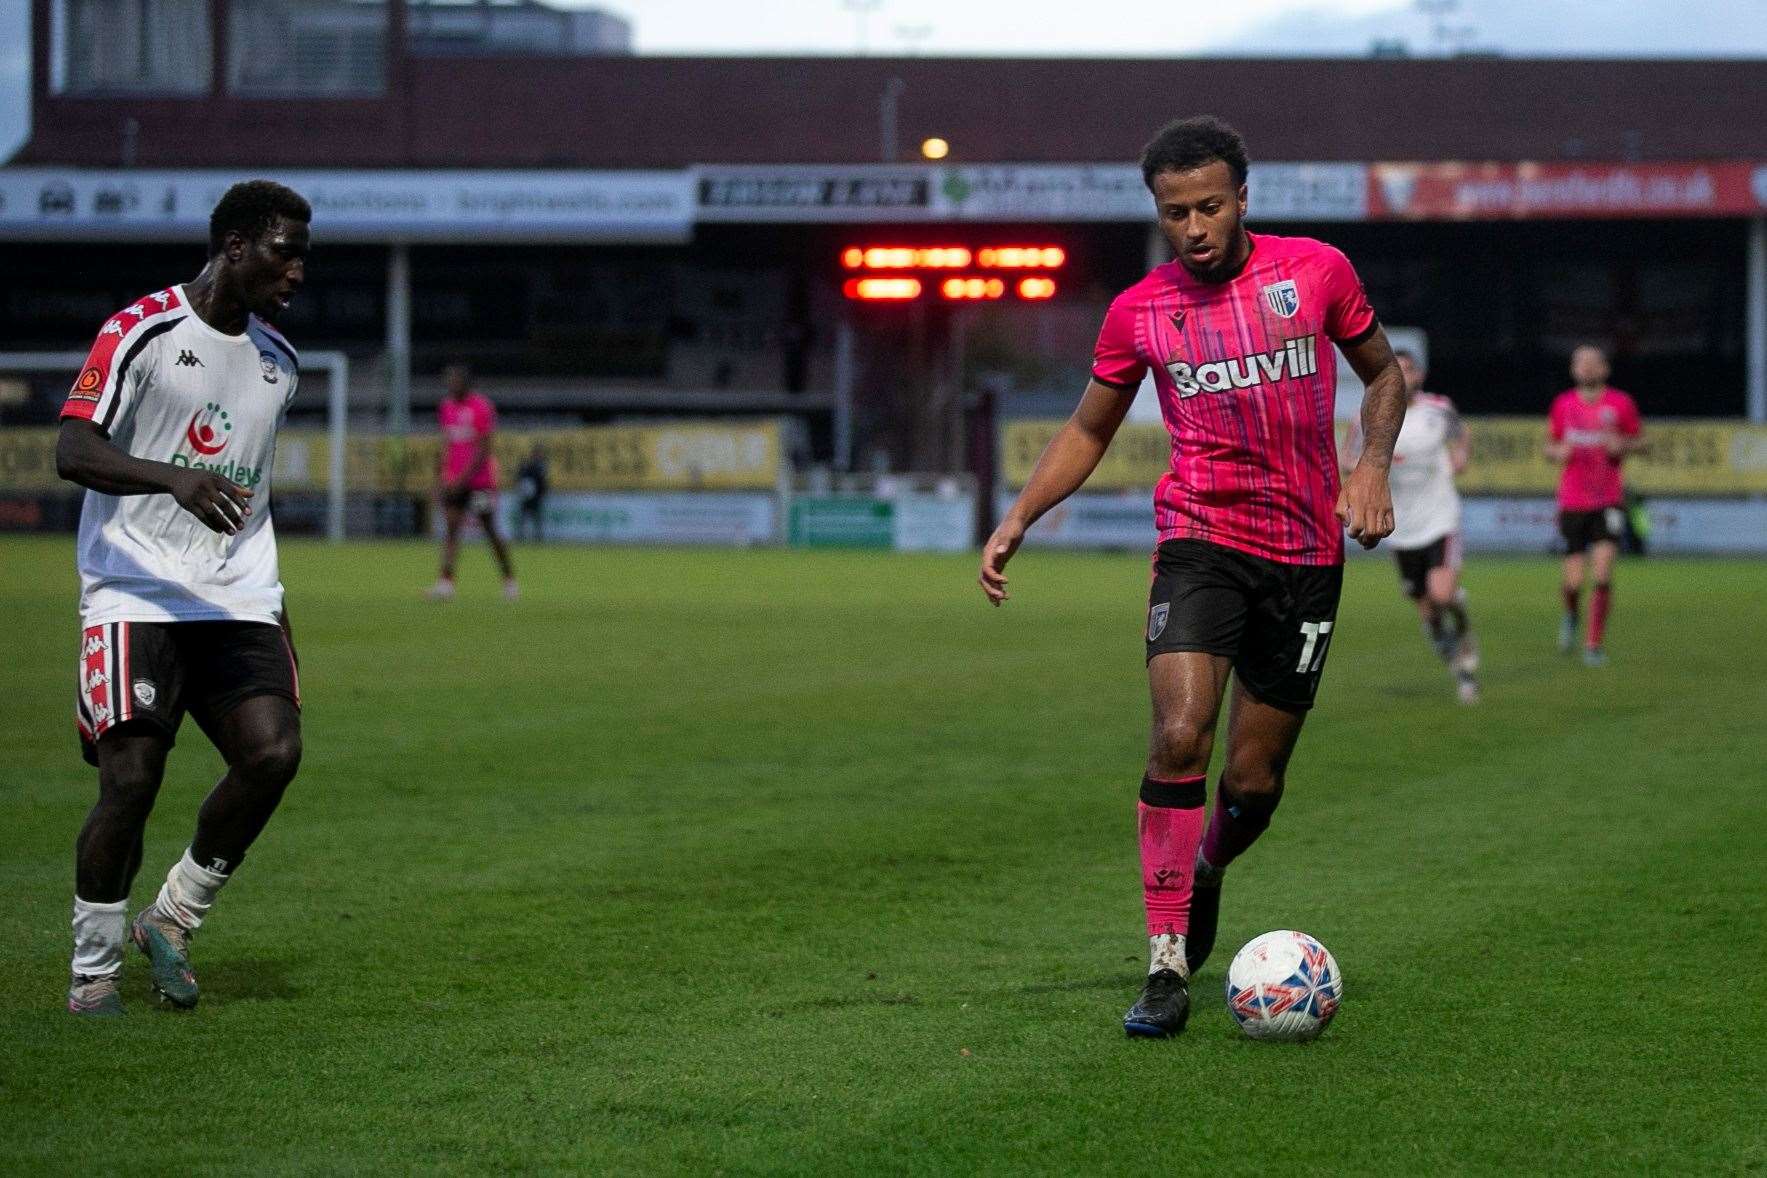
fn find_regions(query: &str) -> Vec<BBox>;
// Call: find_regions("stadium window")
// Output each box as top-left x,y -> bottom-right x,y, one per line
227,0 -> 389,97
53,0 -> 213,95
405,0 -> 633,57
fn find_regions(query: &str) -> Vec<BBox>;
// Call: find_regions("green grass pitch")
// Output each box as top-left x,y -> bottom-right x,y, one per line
1,536 -> 1763,1173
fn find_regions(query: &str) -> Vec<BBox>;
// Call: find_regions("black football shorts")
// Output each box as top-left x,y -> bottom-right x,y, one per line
1392,533 -> 1461,599
76,620 -> 300,765
1145,539 -> 1344,712
1558,507 -> 1624,555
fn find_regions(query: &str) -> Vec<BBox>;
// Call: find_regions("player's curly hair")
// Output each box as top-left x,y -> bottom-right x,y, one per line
1140,116 -> 1250,191
209,180 -> 311,255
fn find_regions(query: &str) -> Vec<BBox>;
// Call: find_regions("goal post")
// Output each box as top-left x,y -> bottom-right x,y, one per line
0,349 -> 352,543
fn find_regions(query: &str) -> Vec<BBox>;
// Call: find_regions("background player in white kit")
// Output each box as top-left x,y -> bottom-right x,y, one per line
56,181 -> 311,1015
1349,349 -> 1479,703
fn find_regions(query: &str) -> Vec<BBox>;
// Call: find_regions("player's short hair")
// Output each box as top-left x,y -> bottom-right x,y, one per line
1572,342 -> 1609,360
1140,116 -> 1250,191
209,180 -> 311,255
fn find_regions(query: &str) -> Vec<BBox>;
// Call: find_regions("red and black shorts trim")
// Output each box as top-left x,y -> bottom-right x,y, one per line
1145,538 -> 1343,712
1557,507 -> 1625,555
1392,533 -> 1462,599
76,620 -> 300,765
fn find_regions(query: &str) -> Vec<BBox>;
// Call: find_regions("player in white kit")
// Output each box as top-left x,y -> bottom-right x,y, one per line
56,181 -> 311,1015
1349,349 -> 1479,703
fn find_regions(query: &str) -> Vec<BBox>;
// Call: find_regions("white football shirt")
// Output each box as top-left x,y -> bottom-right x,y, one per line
1385,392 -> 1464,551
61,285 -> 299,626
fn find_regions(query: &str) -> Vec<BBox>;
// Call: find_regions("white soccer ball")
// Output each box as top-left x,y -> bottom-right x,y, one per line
1225,930 -> 1343,1042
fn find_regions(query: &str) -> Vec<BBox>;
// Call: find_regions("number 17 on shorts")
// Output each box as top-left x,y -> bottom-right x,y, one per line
1297,620 -> 1334,674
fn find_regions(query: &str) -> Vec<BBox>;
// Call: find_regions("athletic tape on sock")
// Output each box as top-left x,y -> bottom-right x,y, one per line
1139,774 -> 1206,808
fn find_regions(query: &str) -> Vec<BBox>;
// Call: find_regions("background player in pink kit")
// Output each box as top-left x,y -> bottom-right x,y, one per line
1546,345 -> 1644,666
428,363 -> 518,601
978,116 -> 1407,1037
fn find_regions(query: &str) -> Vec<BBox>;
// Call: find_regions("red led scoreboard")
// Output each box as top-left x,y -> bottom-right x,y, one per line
841,244 -> 1066,302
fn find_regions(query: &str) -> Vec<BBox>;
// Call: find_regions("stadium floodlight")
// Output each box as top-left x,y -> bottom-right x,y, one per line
844,246 -> 973,269
843,277 -> 923,301
940,277 -> 1006,300
839,242 -> 1068,302
920,137 -> 950,160
977,247 -> 1066,269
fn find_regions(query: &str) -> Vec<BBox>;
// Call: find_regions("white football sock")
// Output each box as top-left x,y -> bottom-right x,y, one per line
151,849 -> 230,931
1149,932 -> 1188,977
71,897 -> 127,979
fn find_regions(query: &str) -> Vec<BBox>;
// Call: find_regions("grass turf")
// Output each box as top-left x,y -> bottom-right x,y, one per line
1,536 -> 1763,1174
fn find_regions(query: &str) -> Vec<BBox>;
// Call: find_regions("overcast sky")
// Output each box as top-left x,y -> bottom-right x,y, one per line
4,0 -> 1766,163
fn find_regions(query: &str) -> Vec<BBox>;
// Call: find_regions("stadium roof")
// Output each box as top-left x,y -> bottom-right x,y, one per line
20,54 -> 1767,169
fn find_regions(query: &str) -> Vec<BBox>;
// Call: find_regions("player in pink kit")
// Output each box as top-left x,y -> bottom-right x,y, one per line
428,363 -> 517,601
1546,345 -> 1644,666
979,117 -> 1407,1037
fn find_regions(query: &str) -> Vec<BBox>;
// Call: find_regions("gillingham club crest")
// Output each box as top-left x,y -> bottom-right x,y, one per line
1261,279 -> 1301,319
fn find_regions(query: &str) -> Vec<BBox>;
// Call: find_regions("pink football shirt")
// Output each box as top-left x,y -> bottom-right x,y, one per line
1091,233 -> 1378,565
1549,388 -> 1641,511
439,391 -> 500,490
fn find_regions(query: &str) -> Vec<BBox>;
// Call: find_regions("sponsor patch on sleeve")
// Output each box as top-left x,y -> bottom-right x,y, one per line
67,366 -> 104,401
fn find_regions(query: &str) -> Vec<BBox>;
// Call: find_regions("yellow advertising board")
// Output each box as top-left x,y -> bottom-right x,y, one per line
1000,417 -> 1767,495
1000,421 -> 1170,492
0,420 -> 783,494
0,427 -> 61,492
1454,417 -> 1767,496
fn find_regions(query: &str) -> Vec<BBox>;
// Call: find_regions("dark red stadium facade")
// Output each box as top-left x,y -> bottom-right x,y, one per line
5,0 -> 1765,474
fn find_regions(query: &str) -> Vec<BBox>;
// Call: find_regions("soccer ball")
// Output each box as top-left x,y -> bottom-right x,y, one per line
1225,930 -> 1343,1042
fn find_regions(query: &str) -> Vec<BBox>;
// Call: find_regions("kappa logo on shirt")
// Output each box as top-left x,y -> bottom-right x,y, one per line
175,350 -> 204,367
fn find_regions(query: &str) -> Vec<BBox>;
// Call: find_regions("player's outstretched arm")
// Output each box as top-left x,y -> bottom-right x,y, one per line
979,379 -> 1136,604
1449,413 -> 1471,476
57,419 -> 253,534
1335,328 -> 1405,549
1604,428 -> 1647,458
463,432 -> 494,487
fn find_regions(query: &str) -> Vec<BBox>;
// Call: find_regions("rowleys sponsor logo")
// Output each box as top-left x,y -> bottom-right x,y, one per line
172,404 -> 260,485
184,403 -> 231,456
1165,334 -> 1321,399
169,452 -> 263,486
